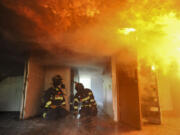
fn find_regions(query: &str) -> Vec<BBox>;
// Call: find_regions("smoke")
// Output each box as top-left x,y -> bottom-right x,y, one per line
1,0 -> 180,74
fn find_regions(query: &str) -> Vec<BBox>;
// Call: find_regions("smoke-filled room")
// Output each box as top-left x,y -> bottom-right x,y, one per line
0,0 -> 180,134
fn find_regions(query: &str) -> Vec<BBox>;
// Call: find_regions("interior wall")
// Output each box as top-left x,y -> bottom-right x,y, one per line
102,74 -> 114,118
79,69 -> 104,107
0,76 -> 24,111
158,69 -> 180,116
23,57 -> 45,119
79,70 -> 104,106
79,68 -> 114,118
157,72 -> 173,112
44,67 -> 71,111
170,76 -> 180,116
91,75 -> 104,107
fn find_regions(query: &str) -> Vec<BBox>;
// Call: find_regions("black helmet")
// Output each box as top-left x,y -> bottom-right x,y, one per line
75,83 -> 84,92
52,75 -> 63,87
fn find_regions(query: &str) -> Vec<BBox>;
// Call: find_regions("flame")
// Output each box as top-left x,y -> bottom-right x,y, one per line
117,28 -> 136,35
151,65 -> 156,71
112,1 -> 180,77
1,0 -> 180,76
136,12 -> 180,75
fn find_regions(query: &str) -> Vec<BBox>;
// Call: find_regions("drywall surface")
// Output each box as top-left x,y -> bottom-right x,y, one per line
0,76 -> 24,111
44,67 -> 71,111
24,57 -> 45,119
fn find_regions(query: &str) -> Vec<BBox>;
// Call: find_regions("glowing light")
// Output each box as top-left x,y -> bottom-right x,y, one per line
151,65 -> 156,71
129,12 -> 180,76
117,28 -> 136,35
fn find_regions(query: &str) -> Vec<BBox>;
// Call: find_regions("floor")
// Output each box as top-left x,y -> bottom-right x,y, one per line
0,112 -> 180,135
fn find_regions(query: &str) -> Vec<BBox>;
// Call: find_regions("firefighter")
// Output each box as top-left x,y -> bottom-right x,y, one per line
41,75 -> 68,120
73,82 -> 97,117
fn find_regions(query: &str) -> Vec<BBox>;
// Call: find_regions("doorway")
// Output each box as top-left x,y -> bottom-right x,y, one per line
0,61 -> 25,121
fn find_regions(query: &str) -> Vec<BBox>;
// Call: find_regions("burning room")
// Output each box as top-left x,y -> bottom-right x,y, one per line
0,0 -> 180,134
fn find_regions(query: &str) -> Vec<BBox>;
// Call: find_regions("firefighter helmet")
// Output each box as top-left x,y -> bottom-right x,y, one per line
75,82 -> 84,92
52,75 -> 63,87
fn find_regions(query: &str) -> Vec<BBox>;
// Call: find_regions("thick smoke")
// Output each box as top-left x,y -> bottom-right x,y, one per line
1,0 -> 180,74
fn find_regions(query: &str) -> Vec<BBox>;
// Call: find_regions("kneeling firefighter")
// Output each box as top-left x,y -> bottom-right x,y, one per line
41,75 -> 69,120
73,82 -> 97,117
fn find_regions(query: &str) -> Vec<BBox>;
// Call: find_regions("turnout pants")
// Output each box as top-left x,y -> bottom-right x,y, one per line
79,107 -> 97,117
43,108 -> 68,120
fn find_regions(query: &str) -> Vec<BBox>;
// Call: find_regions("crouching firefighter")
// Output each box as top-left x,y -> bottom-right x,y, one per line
41,75 -> 69,120
73,82 -> 97,117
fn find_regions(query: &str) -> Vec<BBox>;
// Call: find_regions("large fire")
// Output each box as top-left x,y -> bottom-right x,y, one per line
1,0 -> 180,75
126,12 -> 180,76
113,0 -> 180,77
